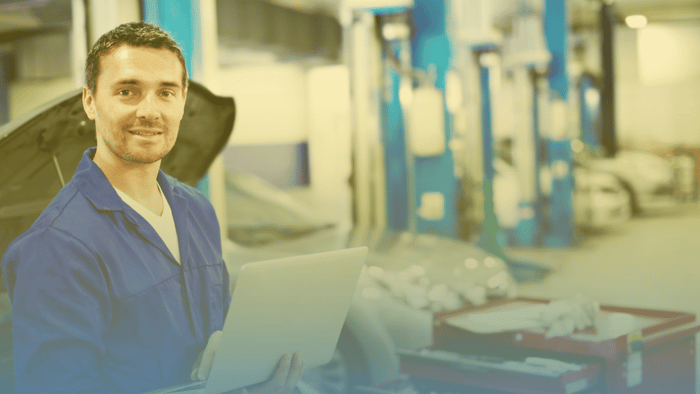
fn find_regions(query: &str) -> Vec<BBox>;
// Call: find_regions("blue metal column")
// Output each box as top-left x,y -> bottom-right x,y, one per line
543,0 -> 574,246
475,54 -> 503,253
411,0 -> 458,237
473,50 -> 551,282
143,0 -> 209,197
600,2 -> 618,157
380,36 -> 410,232
515,68 -> 543,246
531,69 -> 544,241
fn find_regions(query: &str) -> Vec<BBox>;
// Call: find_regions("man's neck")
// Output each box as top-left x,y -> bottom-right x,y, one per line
93,147 -> 164,215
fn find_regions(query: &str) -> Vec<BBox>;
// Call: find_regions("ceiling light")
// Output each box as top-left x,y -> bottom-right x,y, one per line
626,15 -> 647,29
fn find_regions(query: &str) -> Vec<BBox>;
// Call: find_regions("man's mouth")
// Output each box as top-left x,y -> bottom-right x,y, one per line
129,130 -> 163,136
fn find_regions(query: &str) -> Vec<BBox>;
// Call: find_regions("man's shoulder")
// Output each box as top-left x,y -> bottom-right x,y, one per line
2,183 -> 92,279
26,183 -> 85,233
11,181 -> 104,250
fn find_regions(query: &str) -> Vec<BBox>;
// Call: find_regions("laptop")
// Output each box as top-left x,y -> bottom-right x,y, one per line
148,246 -> 368,394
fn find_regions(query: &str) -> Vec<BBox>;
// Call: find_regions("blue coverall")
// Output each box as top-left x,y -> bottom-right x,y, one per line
2,147 -> 231,393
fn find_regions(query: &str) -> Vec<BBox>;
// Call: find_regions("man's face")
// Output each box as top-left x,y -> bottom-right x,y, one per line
83,44 -> 187,165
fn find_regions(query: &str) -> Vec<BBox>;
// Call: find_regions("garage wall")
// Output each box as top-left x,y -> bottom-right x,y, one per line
218,63 -> 308,146
8,32 -> 75,121
7,0 -> 141,122
615,21 -> 700,148
9,77 -> 76,120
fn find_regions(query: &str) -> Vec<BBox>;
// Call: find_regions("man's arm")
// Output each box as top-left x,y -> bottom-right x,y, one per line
3,227 -> 114,394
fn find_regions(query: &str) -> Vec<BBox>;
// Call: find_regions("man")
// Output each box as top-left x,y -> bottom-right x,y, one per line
2,22 -> 304,394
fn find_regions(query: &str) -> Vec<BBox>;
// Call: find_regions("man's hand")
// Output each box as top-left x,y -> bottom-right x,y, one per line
191,330 -> 222,381
191,331 -> 306,393
239,353 -> 306,394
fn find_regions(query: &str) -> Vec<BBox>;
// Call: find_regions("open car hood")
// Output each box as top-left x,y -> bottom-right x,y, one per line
0,80 -> 235,269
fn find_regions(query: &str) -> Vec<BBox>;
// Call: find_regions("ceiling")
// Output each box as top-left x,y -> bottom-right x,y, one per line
570,0 -> 700,29
261,0 -> 700,28
0,0 -> 698,43
0,0 -> 70,37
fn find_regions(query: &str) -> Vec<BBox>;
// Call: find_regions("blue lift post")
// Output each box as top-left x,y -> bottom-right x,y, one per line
543,0 -> 574,247
515,67 -> 544,247
405,0 -> 549,281
379,20 -> 410,232
410,0 -> 458,238
143,0 -> 210,198
474,53 -> 502,255
376,1 -> 458,237
473,51 -> 550,282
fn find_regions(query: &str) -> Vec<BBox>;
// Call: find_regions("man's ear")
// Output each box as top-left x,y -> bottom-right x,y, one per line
82,86 -> 96,121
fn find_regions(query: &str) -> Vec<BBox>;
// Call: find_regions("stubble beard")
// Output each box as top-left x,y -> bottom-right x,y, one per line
101,130 -> 173,165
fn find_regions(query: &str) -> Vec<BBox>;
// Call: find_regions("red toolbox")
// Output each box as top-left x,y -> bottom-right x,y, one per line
417,297 -> 699,394
399,347 -> 602,394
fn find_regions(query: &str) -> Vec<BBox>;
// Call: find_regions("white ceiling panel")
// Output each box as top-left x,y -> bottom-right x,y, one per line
571,0 -> 700,29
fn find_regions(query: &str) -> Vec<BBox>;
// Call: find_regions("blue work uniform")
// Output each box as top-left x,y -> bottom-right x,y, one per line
2,147 -> 231,394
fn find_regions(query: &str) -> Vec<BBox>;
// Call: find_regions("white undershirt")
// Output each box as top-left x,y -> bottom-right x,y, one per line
114,183 -> 182,264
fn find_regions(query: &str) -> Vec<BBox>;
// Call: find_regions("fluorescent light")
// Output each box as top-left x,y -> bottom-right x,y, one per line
626,15 -> 648,29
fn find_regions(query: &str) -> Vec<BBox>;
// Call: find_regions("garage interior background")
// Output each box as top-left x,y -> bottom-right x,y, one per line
1,0 -> 700,393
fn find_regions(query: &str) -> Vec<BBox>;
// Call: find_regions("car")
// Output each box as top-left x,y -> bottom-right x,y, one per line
572,166 -> 631,229
580,149 -> 677,215
0,82 -> 518,394
493,154 -> 630,231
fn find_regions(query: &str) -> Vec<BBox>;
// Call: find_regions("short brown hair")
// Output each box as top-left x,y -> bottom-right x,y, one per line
85,21 -> 188,93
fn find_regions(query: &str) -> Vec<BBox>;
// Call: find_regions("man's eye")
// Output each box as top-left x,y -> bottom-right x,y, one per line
118,90 -> 131,96
162,91 -> 174,97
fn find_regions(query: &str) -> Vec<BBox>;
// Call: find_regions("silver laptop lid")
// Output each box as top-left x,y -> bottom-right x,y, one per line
204,247 -> 368,394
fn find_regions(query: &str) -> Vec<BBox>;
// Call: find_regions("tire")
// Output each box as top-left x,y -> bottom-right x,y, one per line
618,179 -> 640,215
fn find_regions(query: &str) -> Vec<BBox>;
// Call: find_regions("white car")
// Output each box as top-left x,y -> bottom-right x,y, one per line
494,158 -> 630,231
572,167 -> 631,229
585,150 -> 677,215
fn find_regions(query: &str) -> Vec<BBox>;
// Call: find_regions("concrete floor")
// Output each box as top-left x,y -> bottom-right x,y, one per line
506,202 -> 700,393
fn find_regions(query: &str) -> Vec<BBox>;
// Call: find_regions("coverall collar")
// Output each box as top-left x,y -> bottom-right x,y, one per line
74,147 -> 190,266
75,147 -> 176,213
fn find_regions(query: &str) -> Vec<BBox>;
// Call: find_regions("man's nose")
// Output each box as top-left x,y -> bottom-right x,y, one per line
135,94 -> 160,122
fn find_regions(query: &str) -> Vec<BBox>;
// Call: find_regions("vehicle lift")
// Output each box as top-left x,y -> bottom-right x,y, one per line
368,0 -> 559,281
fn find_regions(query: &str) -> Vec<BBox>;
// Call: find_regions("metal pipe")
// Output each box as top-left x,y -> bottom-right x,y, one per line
52,153 -> 66,187
600,2 -> 618,157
